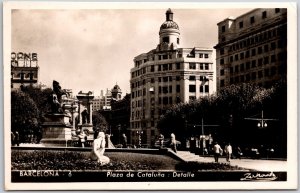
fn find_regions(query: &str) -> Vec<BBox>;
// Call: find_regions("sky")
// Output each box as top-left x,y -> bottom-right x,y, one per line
12,7 -> 252,97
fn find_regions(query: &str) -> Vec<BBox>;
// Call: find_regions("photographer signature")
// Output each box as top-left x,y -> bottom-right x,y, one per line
240,172 -> 277,181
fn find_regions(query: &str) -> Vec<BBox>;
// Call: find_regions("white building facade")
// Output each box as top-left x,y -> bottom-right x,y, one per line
130,9 -> 215,146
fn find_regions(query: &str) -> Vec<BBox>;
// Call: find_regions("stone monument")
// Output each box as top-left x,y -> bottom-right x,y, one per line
41,81 -> 77,147
76,91 -> 94,142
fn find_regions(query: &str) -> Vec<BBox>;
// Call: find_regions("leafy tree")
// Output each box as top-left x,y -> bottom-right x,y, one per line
92,111 -> 109,138
11,90 -> 39,143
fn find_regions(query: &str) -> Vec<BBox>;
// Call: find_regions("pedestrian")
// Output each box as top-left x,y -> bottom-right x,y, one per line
122,133 -> 127,148
170,133 -> 177,153
159,134 -> 164,148
236,146 -> 243,159
213,142 -> 222,163
14,131 -> 20,146
225,142 -> 233,162
78,130 -> 86,148
11,132 -> 15,146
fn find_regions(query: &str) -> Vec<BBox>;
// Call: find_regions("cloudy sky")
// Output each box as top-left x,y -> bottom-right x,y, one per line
12,6 -> 251,96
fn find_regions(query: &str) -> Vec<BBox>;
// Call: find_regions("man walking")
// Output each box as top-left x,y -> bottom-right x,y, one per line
225,142 -> 233,162
213,142 -> 222,163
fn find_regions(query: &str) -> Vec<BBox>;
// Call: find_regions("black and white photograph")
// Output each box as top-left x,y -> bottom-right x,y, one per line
3,1 -> 297,190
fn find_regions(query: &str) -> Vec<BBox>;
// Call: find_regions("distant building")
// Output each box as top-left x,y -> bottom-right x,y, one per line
11,52 -> 39,89
130,9 -> 215,146
214,8 -> 287,90
92,89 -> 112,111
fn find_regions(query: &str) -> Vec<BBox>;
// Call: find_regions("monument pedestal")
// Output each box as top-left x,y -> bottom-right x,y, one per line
41,114 -> 73,147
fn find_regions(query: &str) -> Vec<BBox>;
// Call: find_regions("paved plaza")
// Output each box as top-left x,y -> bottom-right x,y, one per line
176,151 -> 287,171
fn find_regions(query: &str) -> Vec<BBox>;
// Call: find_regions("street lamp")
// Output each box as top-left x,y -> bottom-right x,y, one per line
136,130 -> 143,148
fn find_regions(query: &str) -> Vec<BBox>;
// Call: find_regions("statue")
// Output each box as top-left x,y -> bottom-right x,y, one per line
48,80 -> 68,114
90,132 -> 110,165
81,108 -> 89,124
52,80 -> 67,102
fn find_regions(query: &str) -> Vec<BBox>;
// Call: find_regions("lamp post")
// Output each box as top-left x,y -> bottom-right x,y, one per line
257,110 -> 268,128
137,130 -> 143,148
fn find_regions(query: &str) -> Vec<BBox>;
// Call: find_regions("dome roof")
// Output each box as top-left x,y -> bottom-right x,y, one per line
113,85 -> 120,90
160,20 -> 179,31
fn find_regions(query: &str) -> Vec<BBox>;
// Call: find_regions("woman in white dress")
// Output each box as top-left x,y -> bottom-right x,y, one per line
90,132 -> 110,165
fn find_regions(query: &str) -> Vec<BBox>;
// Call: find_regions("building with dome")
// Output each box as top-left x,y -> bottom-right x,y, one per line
129,9 -> 215,146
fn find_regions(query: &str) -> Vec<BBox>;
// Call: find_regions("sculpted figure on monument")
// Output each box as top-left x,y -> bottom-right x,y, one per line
81,108 -> 89,124
52,80 -> 68,102
90,132 -> 110,165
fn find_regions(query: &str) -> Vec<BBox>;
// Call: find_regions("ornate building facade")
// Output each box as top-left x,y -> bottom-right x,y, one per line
130,9 -> 215,146
214,8 -> 287,90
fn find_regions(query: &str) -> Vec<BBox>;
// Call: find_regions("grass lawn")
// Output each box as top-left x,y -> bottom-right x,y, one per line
11,150 -> 248,171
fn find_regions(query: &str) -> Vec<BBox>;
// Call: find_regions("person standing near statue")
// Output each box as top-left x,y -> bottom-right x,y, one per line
225,142 -> 232,162
122,133 -> 127,148
159,134 -> 164,148
90,132 -> 110,165
170,133 -> 177,153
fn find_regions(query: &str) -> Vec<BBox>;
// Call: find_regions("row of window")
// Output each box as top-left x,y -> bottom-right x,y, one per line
189,85 -> 209,93
12,72 -> 37,80
220,52 -> 286,75
131,74 -> 210,89
220,41 -> 286,65
222,24 -> 287,54
221,8 -> 282,32
220,66 -> 284,87
132,62 -> 212,78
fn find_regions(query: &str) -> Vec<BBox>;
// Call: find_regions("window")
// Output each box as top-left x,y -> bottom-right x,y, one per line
240,52 -> 244,59
264,56 -> 269,65
264,68 -> 270,77
176,76 -> 180,81
158,77 -> 161,82
239,21 -> 243,28
222,37 -> 226,42
230,56 -> 233,62
264,44 -> 269,52
222,25 -> 226,32
258,58 -> 263,66
189,63 -> 196,69
204,54 -> 209,58
169,97 -> 173,105
177,38 -> 180,44
205,85 -> 209,93
245,50 -> 250,58
230,67 -> 233,74
189,76 -> 196,80
258,46 -> 262,54
163,36 -> 169,43
251,49 -> 256,56
271,42 -> 276,50
258,71 -> 263,79
246,74 -> 250,81
163,55 -> 168,60
250,16 -> 255,24
199,54 -> 203,58
220,69 -> 225,76
163,77 -> 168,82
150,65 -> 154,72
220,80 -> 225,87
151,78 -> 154,83
235,54 -> 239,61
176,85 -> 180,92
271,55 -> 276,63
271,67 -> 276,76
205,64 -> 209,70
189,85 -> 196,92
235,65 -> 239,73
169,86 -> 172,93
240,63 -> 245,71
200,86 -> 204,93
169,63 -> 172,70
163,97 -> 168,105
251,60 -> 256,68
275,8 -> 280,13
158,65 -> 162,71
252,72 -> 256,80
262,11 -> 267,19
169,76 -> 172,81
159,86 -> 161,94
240,75 -> 245,82
163,64 -> 168,71
220,59 -> 224,65
220,48 -> 224,55
176,63 -> 181,69
163,86 -> 168,94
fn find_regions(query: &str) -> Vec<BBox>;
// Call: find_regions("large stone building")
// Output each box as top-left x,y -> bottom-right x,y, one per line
214,8 -> 287,90
130,9 -> 215,146
11,52 -> 39,89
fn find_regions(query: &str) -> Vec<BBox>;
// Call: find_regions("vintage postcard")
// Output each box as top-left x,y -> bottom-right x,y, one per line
3,1 -> 297,190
